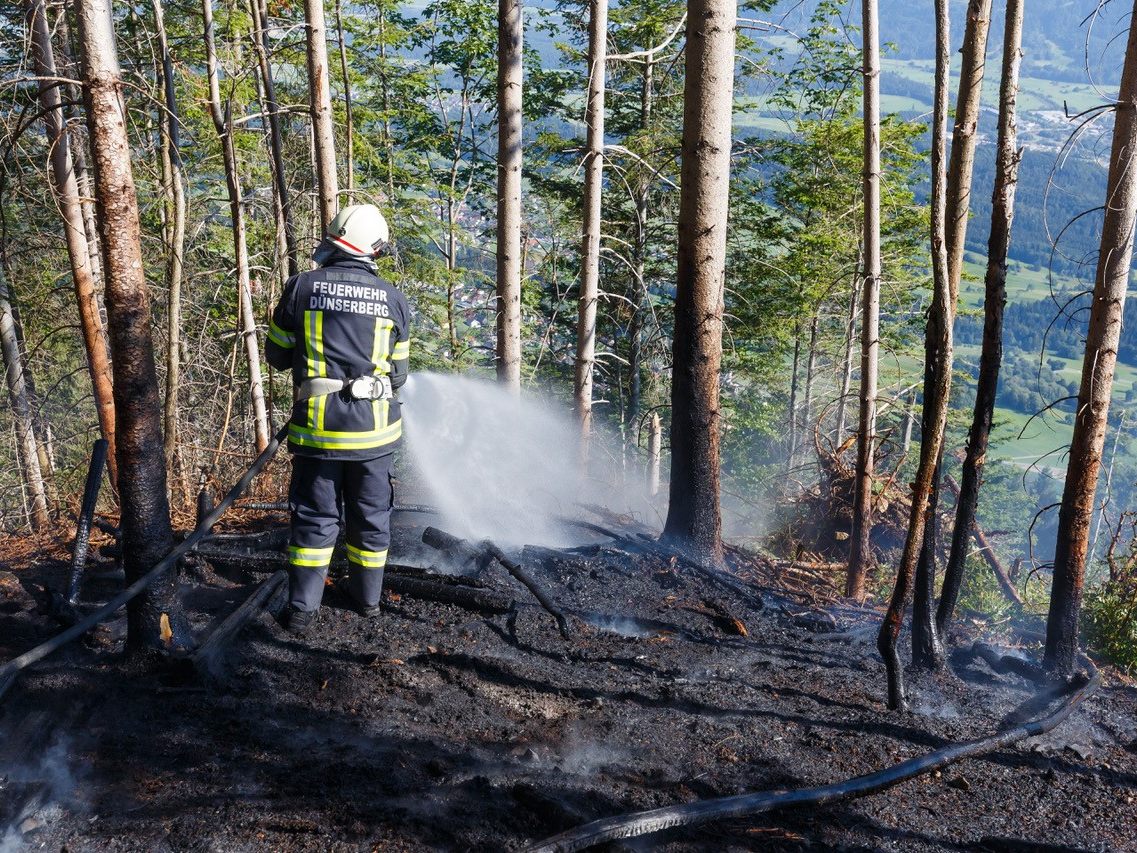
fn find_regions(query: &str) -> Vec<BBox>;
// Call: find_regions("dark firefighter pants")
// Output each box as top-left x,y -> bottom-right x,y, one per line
287,454 -> 394,612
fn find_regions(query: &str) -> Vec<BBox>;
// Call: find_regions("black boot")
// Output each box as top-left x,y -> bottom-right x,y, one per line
279,605 -> 319,636
333,577 -> 381,618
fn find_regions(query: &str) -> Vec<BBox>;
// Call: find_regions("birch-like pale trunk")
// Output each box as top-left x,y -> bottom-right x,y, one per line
496,0 -> 523,393
0,273 -> 49,529
250,0 -> 298,279
834,270 -> 860,444
877,0 -> 952,710
152,0 -> 187,473
305,0 -> 340,229
203,0 -> 270,453
76,0 -> 191,650
661,0 -> 736,565
26,0 -> 118,487
802,312 -> 819,463
334,0 -> 355,193
939,0 -> 1025,636
846,0 -> 881,600
945,0 -> 993,297
574,0 -> 608,441
627,49 -> 654,431
54,11 -> 104,296
1046,0 -> 1137,675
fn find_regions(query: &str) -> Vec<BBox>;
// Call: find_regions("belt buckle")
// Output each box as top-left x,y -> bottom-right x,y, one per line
349,377 -> 376,400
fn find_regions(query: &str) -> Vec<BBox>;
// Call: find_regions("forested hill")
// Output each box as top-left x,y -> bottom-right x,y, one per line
753,0 -> 1122,280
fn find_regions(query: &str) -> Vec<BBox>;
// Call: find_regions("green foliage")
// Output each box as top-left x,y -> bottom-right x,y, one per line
1083,579 -> 1137,674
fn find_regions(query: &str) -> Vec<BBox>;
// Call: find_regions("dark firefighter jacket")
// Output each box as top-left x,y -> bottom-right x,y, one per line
266,257 -> 410,460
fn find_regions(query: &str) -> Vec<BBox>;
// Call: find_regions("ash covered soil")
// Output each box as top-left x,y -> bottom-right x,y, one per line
1,504 -> 1136,852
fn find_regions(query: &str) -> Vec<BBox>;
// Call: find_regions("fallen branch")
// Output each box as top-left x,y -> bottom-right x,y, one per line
0,423 -> 289,704
965,641 -> 1049,684
480,540 -> 570,639
192,570 -> 288,672
421,527 -> 569,634
385,573 -> 514,615
524,660 -> 1100,852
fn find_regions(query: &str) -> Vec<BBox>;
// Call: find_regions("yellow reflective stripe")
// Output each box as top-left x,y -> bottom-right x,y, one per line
316,394 -> 327,432
288,545 -> 334,567
371,318 -> 395,374
346,544 -> 388,568
305,311 -> 325,376
268,321 -> 295,348
305,311 -> 325,429
288,419 -> 402,450
392,340 -> 409,360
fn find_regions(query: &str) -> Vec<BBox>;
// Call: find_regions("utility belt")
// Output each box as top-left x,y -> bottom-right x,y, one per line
297,375 -> 393,402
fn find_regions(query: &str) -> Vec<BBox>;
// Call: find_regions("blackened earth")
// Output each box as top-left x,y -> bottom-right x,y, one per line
0,507 -> 1135,852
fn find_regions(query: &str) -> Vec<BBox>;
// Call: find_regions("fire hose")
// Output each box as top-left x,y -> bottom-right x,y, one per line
523,658 -> 1101,852
0,423 -> 289,703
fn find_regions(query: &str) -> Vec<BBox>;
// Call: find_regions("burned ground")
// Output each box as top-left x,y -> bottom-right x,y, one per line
0,506 -> 1135,852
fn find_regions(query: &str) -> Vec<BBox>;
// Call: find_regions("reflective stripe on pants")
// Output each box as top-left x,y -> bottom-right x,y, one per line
288,453 -> 395,611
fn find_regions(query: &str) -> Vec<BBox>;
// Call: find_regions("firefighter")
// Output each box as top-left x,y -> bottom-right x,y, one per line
265,203 -> 410,635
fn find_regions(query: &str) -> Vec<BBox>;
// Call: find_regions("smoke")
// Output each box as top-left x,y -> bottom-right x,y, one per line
0,734 -> 83,852
399,373 -> 657,546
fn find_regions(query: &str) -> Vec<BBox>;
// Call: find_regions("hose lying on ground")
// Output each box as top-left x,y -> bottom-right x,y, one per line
0,424 -> 289,703
523,659 -> 1100,853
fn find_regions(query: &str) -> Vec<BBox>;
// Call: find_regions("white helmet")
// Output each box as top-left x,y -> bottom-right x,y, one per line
326,204 -> 390,257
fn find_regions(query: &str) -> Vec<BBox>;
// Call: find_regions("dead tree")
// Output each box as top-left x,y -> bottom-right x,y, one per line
0,272 -> 49,529
306,0 -> 339,229
846,0 -> 881,600
202,0 -> 271,453
76,0 -> 191,650
574,0 -> 607,441
878,0 -> 951,709
662,0 -> 737,566
939,0 -> 1024,635
26,0 -> 118,487
496,0 -> 523,393
1046,0 -> 1137,675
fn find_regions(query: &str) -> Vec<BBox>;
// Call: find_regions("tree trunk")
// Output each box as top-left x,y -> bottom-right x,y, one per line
54,11 -> 105,297
902,387 -> 916,453
626,50 -> 654,433
574,0 -> 607,441
495,0 -> 523,393
26,0 -> 118,488
250,0 -> 298,279
834,269 -> 859,445
1045,0 -> 1137,675
0,273 -> 49,530
203,0 -> 271,453
76,0 -> 190,651
305,0 -> 339,229
945,0 -> 993,298
661,0 -> 736,566
939,0 -> 1024,636
334,0 -> 354,193
152,0 -> 187,475
802,312 -> 819,467
846,0 -> 881,600
786,323 -> 801,471
647,412 -> 662,496
877,0 -> 951,709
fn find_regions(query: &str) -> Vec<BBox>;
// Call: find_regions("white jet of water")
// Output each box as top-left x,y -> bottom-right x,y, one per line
399,373 -> 656,545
